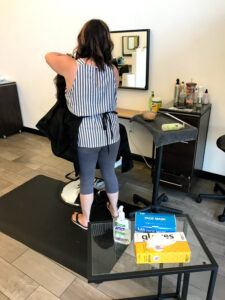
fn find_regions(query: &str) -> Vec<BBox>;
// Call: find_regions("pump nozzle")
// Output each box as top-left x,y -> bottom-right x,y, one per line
118,205 -> 125,221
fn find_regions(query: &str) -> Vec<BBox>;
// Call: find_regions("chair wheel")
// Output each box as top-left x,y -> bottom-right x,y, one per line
218,214 -> 225,222
196,196 -> 202,203
162,195 -> 168,202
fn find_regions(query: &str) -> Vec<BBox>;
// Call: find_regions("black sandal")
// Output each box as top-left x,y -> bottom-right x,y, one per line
71,212 -> 88,230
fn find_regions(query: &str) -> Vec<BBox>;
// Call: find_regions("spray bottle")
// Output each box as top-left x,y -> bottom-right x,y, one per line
113,206 -> 131,245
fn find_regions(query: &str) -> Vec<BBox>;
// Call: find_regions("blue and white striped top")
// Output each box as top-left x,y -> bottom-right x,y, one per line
65,58 -> 120,148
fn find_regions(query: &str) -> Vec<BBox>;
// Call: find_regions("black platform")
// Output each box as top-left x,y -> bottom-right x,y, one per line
0,175 -> 138,278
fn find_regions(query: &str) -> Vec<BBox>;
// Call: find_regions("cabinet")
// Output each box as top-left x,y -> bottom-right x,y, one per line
159,104 -> 211,192
0,82 -> 23,138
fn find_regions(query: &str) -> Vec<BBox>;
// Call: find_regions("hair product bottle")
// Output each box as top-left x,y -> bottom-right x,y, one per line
178,81 -> 186,108
186,82 -> 197,108
174,79 -> 180,107
196,86 -> 204,108
161,123 -> 184,131
202,89 -> 209,104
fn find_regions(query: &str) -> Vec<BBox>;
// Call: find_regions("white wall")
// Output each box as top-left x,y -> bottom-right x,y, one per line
0,0 -> 224,175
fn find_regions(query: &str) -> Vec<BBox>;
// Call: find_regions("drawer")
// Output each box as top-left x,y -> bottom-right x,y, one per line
160,171 -> 191,192
162,140 -> 196,176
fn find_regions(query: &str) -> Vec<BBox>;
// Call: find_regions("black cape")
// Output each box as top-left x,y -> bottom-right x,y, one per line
36,101 -> 133,175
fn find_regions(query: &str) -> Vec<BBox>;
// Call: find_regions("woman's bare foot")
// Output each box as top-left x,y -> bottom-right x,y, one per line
107,202 -> 119,218
72,212 -> 88,228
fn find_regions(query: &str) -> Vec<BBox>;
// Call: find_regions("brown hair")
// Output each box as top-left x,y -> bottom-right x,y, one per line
73,19 -> 114,71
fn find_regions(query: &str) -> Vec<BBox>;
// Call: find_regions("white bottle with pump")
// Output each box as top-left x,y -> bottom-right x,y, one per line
203,89 -> 209,104
113,206 -> 131,245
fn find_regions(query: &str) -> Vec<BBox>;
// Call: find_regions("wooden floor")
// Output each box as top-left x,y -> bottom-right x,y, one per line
0,132 -> 224,300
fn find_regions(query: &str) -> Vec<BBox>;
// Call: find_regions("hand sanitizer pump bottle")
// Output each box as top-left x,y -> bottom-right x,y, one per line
113,206 -> 131,245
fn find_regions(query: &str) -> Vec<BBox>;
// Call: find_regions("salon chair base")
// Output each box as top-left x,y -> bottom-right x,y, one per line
218,209 -> 225,222
196,183 -> 225,203
196,183 -> 225,222
129,193 -> 183,217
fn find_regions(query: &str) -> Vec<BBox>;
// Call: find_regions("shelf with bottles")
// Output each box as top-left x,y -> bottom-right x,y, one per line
173,78 -> 209,110
159,101 -> 211,116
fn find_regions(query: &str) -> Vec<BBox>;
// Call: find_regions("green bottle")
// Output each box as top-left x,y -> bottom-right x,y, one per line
148,91 -> 154,110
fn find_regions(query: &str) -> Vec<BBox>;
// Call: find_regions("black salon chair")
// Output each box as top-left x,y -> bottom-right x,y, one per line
196,135 -> 225,222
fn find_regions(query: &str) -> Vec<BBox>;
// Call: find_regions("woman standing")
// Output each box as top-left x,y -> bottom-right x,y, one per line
45,19 -> 120,229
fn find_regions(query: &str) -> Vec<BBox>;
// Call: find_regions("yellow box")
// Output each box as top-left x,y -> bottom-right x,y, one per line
134,232 -> 191,264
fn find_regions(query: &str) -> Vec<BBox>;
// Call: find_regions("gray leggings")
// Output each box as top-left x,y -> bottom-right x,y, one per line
77,140 -> 120,194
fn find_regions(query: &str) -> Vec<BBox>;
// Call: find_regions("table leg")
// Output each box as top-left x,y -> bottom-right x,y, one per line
158,275 -> 163,297
152,146 -> 163,206
176,273 -> 182,296
151,142 -> 155,175
206,270 -> 218,300
183,218 -> 188,236
181,273 -> 190,300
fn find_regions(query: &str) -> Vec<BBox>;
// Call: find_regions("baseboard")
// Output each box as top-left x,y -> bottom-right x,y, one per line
194,170 -> 225,184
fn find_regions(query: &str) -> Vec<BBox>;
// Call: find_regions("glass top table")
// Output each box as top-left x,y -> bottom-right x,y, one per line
88,215 -> 218,300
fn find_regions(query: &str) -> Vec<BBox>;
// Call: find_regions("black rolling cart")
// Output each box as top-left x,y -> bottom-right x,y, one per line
129,113 -> 198,216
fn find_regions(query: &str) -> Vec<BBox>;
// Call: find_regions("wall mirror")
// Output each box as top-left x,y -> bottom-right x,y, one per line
110,29 -> 150,90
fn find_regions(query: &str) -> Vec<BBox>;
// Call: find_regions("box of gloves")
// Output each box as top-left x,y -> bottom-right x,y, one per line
134,231 -> 191,264
134,212 -> 191,264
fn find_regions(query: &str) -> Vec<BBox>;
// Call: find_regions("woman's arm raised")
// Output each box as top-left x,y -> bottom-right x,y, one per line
45,52 -> 78,90
45,52 -> 74,76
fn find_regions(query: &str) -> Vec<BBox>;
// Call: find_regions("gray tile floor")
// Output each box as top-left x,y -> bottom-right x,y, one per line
0,132 -> 224,299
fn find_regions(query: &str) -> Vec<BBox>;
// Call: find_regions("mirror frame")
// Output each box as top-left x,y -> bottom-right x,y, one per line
110,29 -> 150,90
